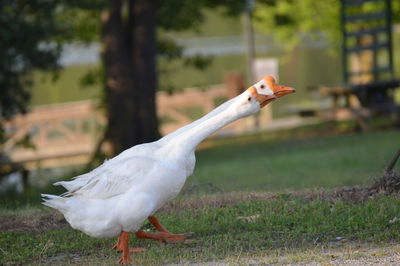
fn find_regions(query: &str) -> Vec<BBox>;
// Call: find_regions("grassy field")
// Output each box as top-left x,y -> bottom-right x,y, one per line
189,127 -> 399,192
2,193 -> 400,265
1,125 -> 400,264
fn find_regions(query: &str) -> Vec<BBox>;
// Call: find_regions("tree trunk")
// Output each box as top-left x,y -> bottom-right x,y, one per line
101,0 -> 159,156
131,0 -> 159,143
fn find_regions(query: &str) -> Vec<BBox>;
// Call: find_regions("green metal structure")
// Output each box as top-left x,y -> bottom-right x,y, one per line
340,0 -> 399,107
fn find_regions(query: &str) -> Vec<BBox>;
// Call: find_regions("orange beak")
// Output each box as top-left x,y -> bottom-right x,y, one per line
264,76 -> 296,98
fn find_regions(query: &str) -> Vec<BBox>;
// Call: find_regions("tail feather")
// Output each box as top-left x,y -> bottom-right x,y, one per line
41,193 -> 60,199
41,194 -> 67,212
53,181 -> 72,189
53,173 -> 92,192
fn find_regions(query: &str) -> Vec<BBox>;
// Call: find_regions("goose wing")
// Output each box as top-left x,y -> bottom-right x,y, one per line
59,156 -> 160,199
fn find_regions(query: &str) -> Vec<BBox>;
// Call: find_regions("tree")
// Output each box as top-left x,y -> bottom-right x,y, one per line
0,0 -> 245,156
101,0 -> 158,155
100,0 -> 245,155
0,0 -> 104,144
0,0 -> 64,142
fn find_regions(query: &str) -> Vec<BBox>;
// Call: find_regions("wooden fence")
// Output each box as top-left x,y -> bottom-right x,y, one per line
1,84 -> 272,170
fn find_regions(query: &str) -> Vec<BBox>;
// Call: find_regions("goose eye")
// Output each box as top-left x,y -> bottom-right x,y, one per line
247,97 -> 252,102
260,84 -> 265,89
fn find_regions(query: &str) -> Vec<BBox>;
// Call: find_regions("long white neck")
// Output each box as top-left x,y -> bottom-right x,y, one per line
163,106 -> 239,156
158,95 -> 240,145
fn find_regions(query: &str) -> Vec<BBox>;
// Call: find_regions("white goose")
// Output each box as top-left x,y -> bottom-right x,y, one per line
42,76 -> 295,264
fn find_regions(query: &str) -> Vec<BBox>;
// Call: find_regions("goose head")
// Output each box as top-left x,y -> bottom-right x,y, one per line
245,75 -> 295,107
248,76 -> 296,106
227,76 -> 295,118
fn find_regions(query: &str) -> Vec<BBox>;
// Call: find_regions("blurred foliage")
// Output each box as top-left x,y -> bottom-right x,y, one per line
254,0 -> 400,50
3,0 -> 399,135
80,67 -> 104,88
55,8 -> 102,42
158,0 -> 244,32
184,55 -> 213,71
74,0 -> 247,93
68,0 -> 400,93
0,0 -> 104,145
0,0 -> 62,120
157,38 -> 183,60
254,0 -> 340,49
156,0 -> 245,92
0,0 -> 233,145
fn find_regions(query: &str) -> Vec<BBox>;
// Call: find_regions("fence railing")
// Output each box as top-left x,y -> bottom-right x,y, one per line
1,83 -> 272,170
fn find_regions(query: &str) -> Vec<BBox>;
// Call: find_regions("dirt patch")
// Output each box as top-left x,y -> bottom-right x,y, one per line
176,243 -> 400,265
158,183 -> 400,215
0,209 -> 66,232
159,191 -> 275,214
285,243 -> 400,265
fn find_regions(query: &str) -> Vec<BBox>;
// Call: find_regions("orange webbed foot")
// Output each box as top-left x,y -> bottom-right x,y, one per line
136,215 -> 190,243
115,232 -> 146,264
135,230 -> 187,244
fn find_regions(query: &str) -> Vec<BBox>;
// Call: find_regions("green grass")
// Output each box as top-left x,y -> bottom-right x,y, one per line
2,194 -> 400,264
1,126 -> 400,264
30,64 -> 101,106
189,128 -> 400,192
1,125 -> 398,207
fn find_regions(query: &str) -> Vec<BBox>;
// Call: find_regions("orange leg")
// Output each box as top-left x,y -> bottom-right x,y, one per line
148,216 -> 170,233
135,216 -> 186,243
114,232 -> 146,264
